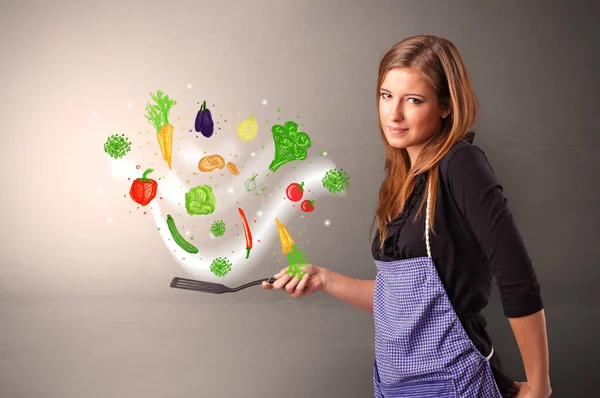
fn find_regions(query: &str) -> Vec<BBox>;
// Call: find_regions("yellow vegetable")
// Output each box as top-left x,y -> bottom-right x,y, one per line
198,154 -> 225,172
157,124 -> 173,169
226,162 -> 240,175
236,115 -> 258,142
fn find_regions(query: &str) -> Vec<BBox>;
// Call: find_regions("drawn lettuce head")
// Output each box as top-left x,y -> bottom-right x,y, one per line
185,185 -> 217,215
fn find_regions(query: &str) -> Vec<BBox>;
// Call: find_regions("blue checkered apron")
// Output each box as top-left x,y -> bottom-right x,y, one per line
373,184 -> 502,397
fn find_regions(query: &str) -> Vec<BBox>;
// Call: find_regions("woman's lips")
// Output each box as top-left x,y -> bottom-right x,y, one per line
388,127 -> 408,135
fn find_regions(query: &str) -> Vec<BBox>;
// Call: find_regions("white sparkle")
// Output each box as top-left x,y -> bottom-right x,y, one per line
127,103 -> 132,108
187,84 -> 192,89
324,219 -> 331,226
96,188 -> 102,194
323,151 -> 327,156
257,211 -> 263,217
186,231 -> 190,235
93,110 -> 98,116
228,187 -> 234,193
262,99 -> 268,105
107,217 -> 113,223
251,152 -> 256,157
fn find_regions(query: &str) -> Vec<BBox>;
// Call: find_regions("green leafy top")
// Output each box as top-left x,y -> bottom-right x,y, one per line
144,90 -> 177,132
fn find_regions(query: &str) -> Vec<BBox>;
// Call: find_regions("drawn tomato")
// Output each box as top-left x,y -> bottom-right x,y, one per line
285,181 -> 304,202
300,199 -> 314,212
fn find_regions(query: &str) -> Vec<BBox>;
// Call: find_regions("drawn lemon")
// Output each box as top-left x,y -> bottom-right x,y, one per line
236,115 -> 258,142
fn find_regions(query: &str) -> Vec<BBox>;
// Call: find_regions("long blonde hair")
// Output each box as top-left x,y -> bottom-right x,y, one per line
372,35 -> 477,247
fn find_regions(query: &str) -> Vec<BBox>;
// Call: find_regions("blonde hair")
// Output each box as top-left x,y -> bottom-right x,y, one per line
372,35 -> 477,247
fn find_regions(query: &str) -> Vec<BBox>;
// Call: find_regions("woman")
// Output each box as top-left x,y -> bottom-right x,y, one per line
262,35 -> 551,398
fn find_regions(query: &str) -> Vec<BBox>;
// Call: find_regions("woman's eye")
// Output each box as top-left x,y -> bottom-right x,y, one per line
380,92 -> 391,99
408,98 -> 422,104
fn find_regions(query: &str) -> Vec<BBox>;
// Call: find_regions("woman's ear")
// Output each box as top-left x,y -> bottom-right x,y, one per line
441,105 -> 451,119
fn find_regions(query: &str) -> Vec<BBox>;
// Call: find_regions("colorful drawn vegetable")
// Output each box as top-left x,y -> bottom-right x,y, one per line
198,154 -> 225,172
129,168 -> 158,206
287,263 -> 308,279
195,100 -> 214,138
300,199 -> 315,212
285,181 -> 305,202
236,115 -> 258,142
245,173 -> 258,191
226,162 -> 239,175
238,207 -> 253,259
275,217 -> 294,255
145,90 -> 177,169
104,133 -> 131,159
322,168 -> 350,194
166,215 -> 199,254
185,185 -> 217,215
269,121 -> 312,172
275,218 -> 309,278
210,220 -> 226,237
210,257 -> 232,277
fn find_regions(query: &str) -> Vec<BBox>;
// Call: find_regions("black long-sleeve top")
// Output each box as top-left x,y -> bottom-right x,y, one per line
371,134 -> 543,396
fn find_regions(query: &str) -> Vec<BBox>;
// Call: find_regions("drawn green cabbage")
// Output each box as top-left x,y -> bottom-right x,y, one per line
185,185 -> 216,215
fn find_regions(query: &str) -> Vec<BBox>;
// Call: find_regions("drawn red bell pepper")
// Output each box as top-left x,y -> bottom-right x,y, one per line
129,168 -> 158,206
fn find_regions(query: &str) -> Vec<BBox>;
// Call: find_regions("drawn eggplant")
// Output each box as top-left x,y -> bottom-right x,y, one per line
194,100 -> 214,137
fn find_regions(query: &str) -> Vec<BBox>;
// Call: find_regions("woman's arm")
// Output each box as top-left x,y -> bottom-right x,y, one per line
442,143 -> 551,392
508,309 -> 552,396
263,265 -> 375,313
321,268 -> 375,313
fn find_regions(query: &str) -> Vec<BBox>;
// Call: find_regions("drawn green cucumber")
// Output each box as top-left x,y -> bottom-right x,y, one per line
166,214 -> 199,254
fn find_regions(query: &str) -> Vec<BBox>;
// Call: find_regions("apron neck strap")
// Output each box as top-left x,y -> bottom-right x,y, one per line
425,179 -> 432,259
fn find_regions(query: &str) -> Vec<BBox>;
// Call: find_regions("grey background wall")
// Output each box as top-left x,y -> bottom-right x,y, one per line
1,0 -> 598,397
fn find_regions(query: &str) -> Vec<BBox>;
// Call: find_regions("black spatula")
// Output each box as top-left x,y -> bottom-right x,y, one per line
170,276 -> 277,294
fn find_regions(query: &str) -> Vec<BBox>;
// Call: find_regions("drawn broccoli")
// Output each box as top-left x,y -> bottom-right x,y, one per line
104,133 -> 131,159
322,168 -> 350,194
210,257 -> 232,277
185,185 -> 216,215
210,220 -> 226,237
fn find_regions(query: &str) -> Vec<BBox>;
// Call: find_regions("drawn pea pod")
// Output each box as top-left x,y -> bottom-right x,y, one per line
166,215 -> 199,254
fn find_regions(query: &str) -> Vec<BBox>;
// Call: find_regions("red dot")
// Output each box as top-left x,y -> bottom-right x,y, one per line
258,239 -> 261,243
128,177 -> 131,180
136,165 -> 141,169
143,212 -> 147,215
159,197 -> 163,200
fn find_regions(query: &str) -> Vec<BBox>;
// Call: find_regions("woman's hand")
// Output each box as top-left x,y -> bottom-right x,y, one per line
262,264 -> 325,298
511,381 -> 552,398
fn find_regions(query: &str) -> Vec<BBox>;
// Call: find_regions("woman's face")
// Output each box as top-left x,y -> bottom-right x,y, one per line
379,67 -> 450,165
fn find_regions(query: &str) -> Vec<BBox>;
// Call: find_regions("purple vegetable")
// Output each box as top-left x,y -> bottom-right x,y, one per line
194,100 -> 214,137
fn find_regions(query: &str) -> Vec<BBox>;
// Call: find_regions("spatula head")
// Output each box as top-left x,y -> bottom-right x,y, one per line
170,277 -> 231,294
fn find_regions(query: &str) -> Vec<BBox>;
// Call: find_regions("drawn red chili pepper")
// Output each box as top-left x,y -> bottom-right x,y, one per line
238,207 -> 253,259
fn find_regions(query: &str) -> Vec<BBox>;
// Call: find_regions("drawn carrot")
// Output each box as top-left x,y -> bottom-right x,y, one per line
145,90 -> 177,169
238,207 -> 253,259
166,215 -> 198,254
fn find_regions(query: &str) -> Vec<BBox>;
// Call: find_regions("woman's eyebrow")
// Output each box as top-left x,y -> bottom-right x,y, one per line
379,88 -> 426,98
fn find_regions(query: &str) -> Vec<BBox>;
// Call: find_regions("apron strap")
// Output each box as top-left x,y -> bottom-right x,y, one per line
425,179 -> 432,259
